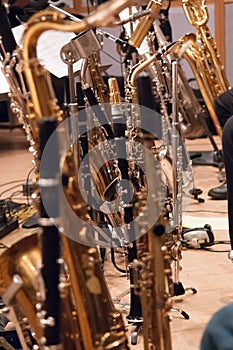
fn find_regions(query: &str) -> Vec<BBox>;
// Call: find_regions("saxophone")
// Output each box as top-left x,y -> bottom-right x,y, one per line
107,70 -> 174,350
182,0 -> 230,97
123,2 -> 207,140
132,74 -> 174,350
151,19 -> 208,140
173,33 -> 223,138
0,1 -> 133,349
176,0 -> 231,138
134,223 -> 173,350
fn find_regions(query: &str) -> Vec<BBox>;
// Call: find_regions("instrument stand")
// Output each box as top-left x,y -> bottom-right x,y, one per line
189,113 -> 224,183
171,263 -> 197,320
171,307 -> 190,320
171,61 -> 197,317
126,318 -> 143,346
112,284 -> 143,345
112,288 -> 143,345
171,279 -> 197,319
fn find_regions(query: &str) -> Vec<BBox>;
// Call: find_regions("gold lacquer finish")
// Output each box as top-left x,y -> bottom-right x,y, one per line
17,1 -> 133,349
174,33 -> 223,139
150,20 -> 207,140
0,233 -> 44,347
181,0 -> 231,138
128,0 -> 162,48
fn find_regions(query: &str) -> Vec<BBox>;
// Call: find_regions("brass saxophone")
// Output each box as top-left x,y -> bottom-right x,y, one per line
182,0 -> 230,97
173,33 -> 223,138
151,19 -> 208,140
176,0 -> 231,138
123,1 -> 207,140
0,1 -> 133,349
107,72 -> 174,350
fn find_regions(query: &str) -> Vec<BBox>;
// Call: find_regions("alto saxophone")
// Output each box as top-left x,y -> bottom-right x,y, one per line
0,1 -> 133,349
124,1 -> 207,140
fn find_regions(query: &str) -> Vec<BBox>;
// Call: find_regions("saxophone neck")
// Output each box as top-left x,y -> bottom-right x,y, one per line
21,0 -> 134,118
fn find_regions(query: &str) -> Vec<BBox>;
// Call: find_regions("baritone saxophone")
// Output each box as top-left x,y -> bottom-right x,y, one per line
182,0 -> 230,97
0,1 -> 134,349
177,0 -> 231,138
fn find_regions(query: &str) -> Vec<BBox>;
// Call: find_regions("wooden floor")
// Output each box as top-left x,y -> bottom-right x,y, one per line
0,127 -> 232,350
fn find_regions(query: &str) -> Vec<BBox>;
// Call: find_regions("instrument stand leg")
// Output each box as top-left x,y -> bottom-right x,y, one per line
126,319 -> 143,346
99,247 -> 106,267
171,281 -> 197,320
171,308 -> 190,320
172,258 -> 197,320
173,281 -> 197,298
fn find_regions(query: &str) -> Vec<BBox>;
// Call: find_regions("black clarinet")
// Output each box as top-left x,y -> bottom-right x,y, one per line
108,78 -> 143,336
0,1 -> 17,55
38,117 -> 61,346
